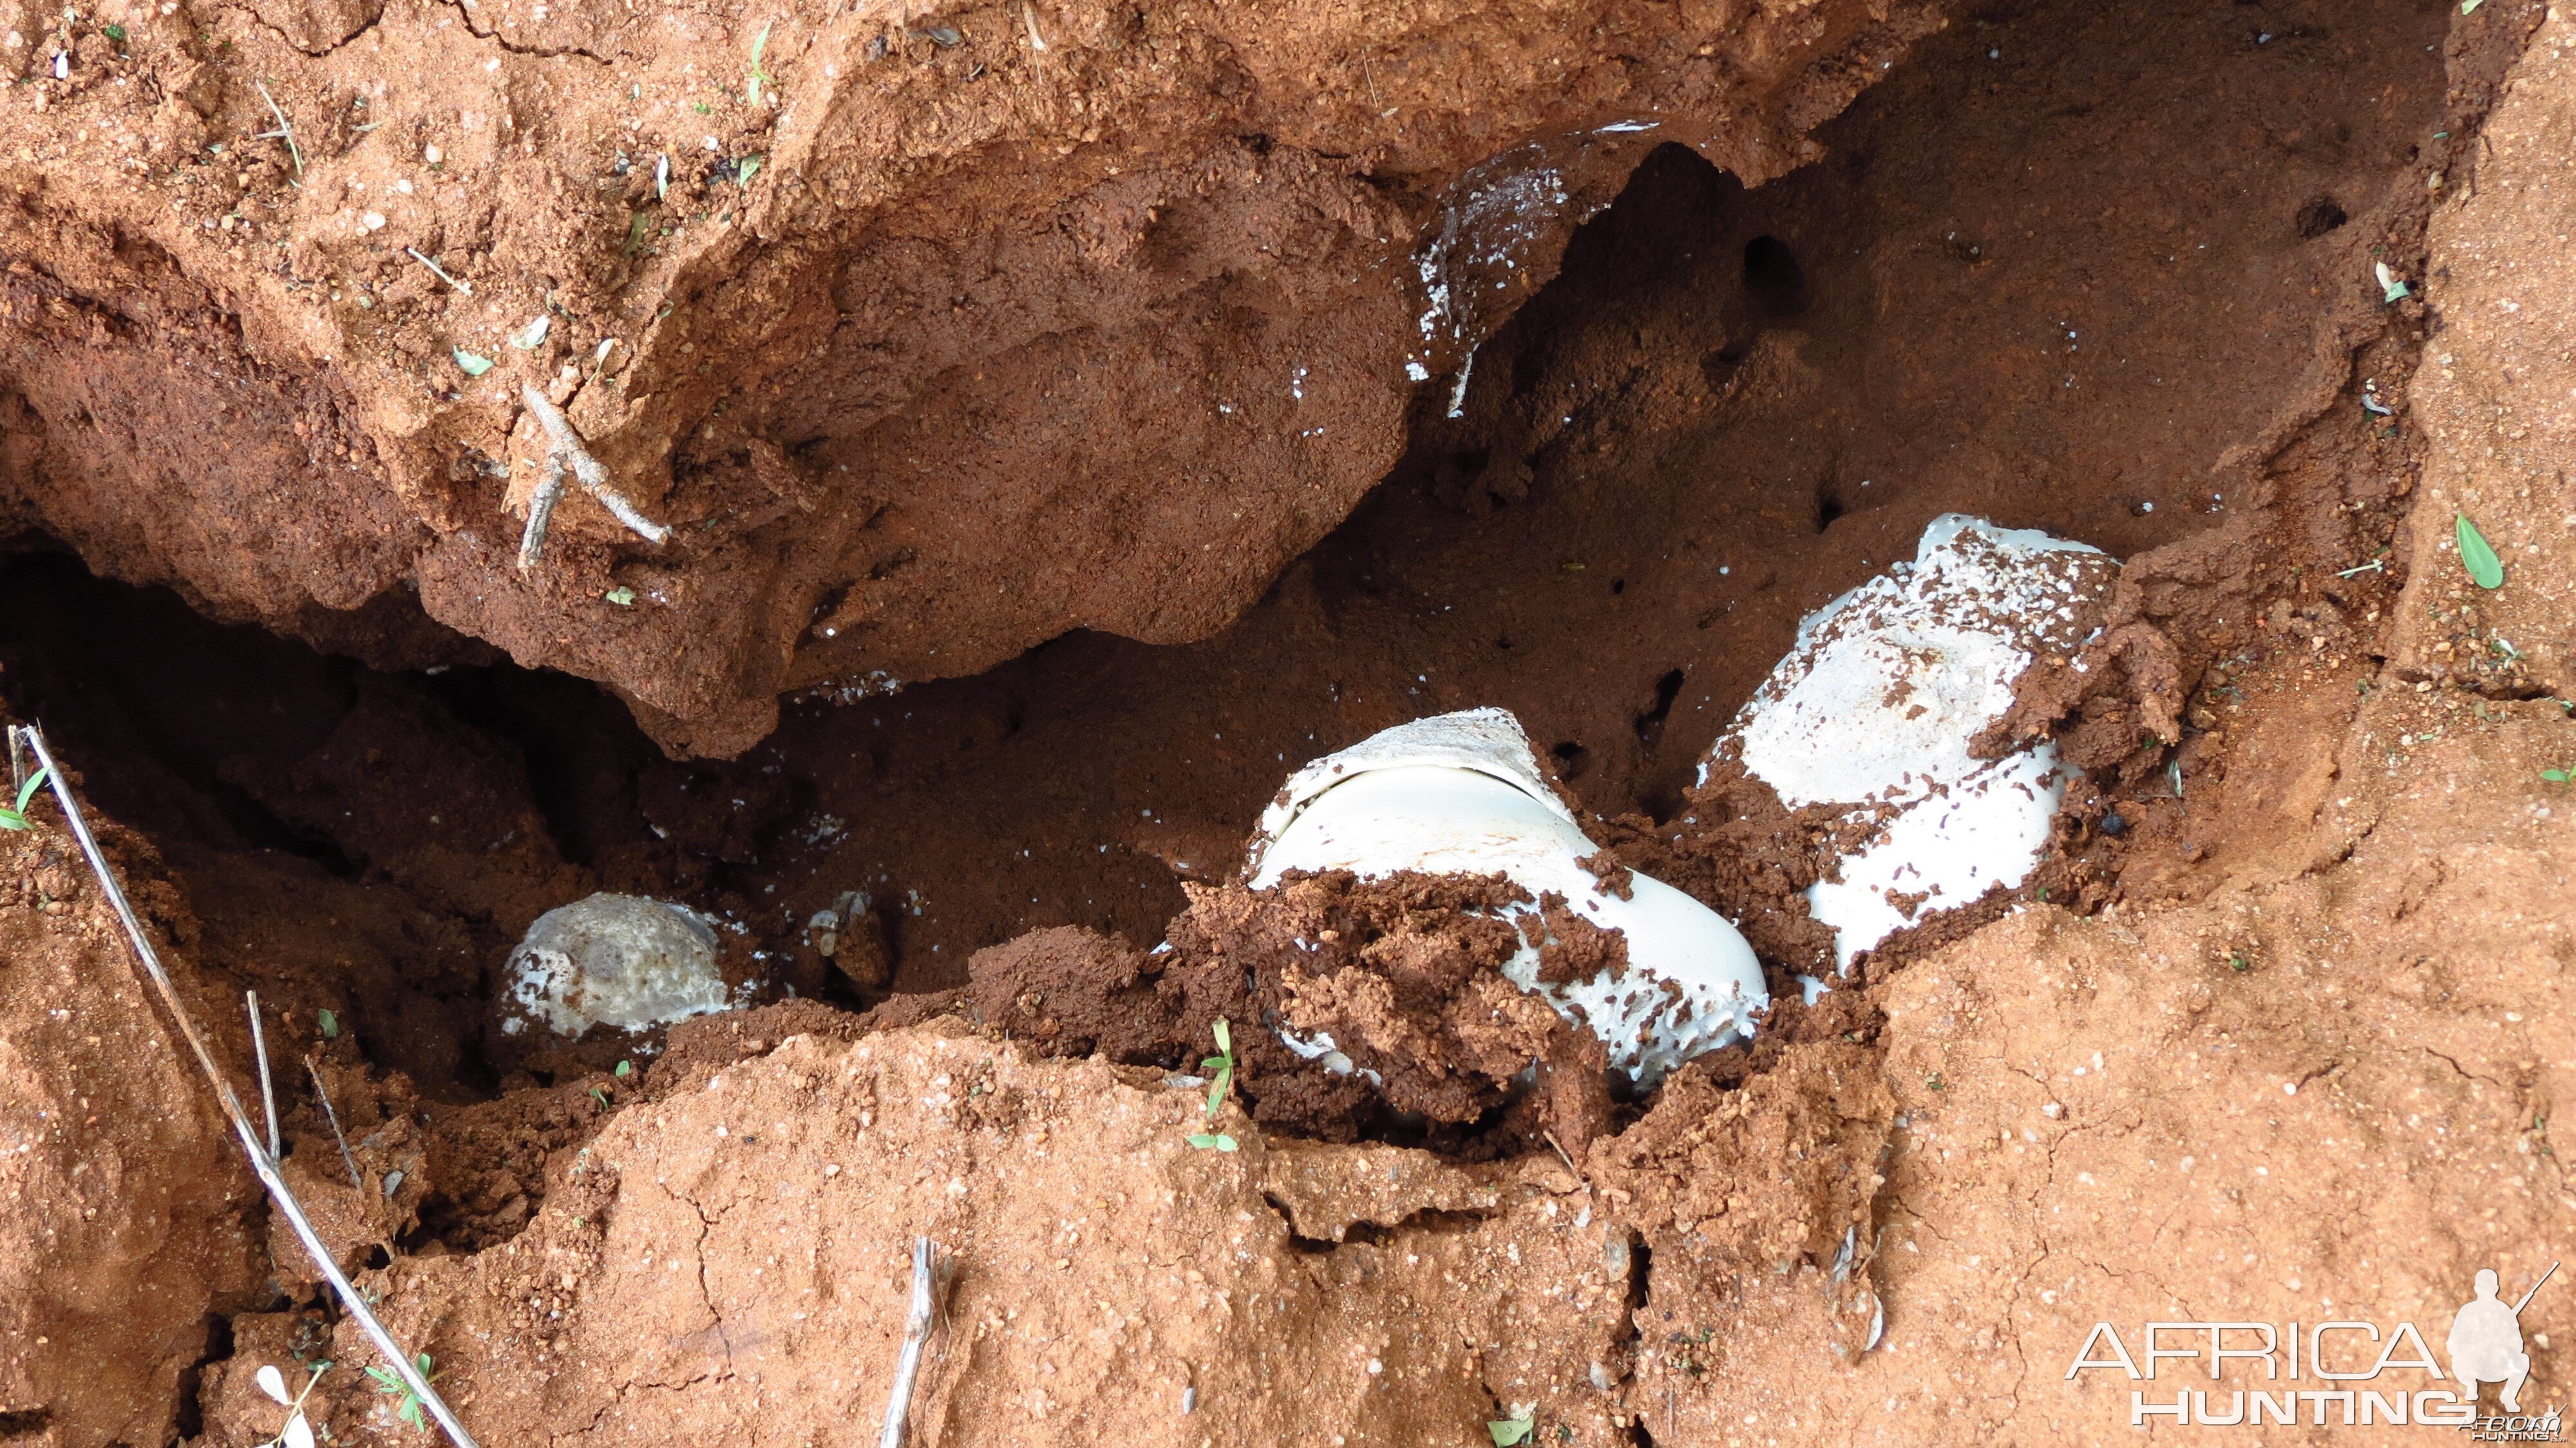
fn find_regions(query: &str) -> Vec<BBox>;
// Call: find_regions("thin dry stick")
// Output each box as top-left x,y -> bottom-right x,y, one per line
9,724 -> 481,1448
516,452 -> 565,571
878,1237 -> 949,1448
307,1056 -> 366,1190
404,246 -> 474,296
253,80 -> 304,178
517,383 -> 671,566
247,991 -> 281,1158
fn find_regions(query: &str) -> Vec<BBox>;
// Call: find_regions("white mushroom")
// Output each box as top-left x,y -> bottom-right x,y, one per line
1716,515 -> 2118,973
1249,708 -> 1768,1085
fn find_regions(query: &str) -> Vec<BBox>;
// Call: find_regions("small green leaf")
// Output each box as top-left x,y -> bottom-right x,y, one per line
102,22 -> 125,40
615,1059 -> 633,1077
366,1366 -> 403,1393
452,348 -> 495,377
591,1086 -> 611,1107
2462,0 -> 2484,12
416,1353 -> 435,1375
318,1009 -> 339,1039
2376,262 -> 2409,303
747,21 -> 775,104
735,153 -> 764,186
1186,1132 -> 1238,1152
509,314 -> 551,350
603,586 -> 637,607
2456,513 -> 2505,589
1206,1062 -> 1232,1119
15,765 -> 51,814
2543,769 -> 2570,784
1489,1418 -> 1537,1446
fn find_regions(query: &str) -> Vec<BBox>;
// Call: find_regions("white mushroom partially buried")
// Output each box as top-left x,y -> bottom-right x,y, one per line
1710,514 -> 2119,974
497,892 -> 735,1040
1247,708 -> 1768,1086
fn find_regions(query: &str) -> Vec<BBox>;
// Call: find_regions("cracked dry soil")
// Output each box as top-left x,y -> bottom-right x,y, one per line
5,0 -> 2576,1442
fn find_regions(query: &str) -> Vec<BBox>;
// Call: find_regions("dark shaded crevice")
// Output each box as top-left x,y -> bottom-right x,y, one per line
169,1311 -> 235,1440
1741,235 -> 1813,319
431,0 -> 616,63
0,551 -> 363,869
1259,1192 -> 1495,1252
1633,668 -> 1686,750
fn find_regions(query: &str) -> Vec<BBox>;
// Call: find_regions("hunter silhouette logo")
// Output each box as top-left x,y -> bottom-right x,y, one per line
2452,1264 -> 2554,1415
2064,1261 -> 2562,1432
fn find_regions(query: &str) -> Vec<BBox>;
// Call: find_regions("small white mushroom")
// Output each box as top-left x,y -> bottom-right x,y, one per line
1717,515 -> 2118,972
1248,708 -> 1766,1085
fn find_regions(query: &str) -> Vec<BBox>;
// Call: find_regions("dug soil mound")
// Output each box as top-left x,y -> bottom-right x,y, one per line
3,0 -> 2574,1442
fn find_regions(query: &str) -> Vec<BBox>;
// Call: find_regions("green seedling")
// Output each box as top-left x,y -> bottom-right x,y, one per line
0,766 -> 52,830
615,1058 -> 633,1077
452,348 -> 494,377
2456,513 -> 2505,589
102,22 -> 125,40
253,1360 -> 330,1448
1188,1018 -> 1238,1152
2376,262 -> 2409,303
366,1353 -> 440,1432
589,1086 -> 611,1108
1201,1018 -> 1235,1118
1488,1413 -> 1537,1445
603,586 -> 637,606
2543,768 -> 2570,785
746,22 -> 775,104
317,1008 -> 339,1039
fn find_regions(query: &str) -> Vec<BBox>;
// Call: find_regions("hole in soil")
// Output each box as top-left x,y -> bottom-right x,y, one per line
0,0 -> 2453,1155
1741,234 -> 1813,318
2295,194 -> 2351,238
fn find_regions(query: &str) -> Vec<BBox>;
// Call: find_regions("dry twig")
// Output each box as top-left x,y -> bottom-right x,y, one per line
247,991 -> 281,1157
516,383 -> 671,569
404,247 -> 474,296
254,80 -> 303,179
307,1056 -> 366,1190
878,1237 -> 952,1448
8,723 -> 482,1448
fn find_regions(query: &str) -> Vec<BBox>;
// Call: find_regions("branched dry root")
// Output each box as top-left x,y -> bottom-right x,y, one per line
517,385 -> 672,570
